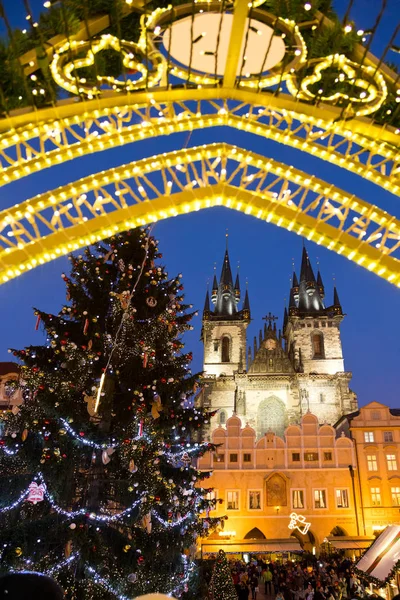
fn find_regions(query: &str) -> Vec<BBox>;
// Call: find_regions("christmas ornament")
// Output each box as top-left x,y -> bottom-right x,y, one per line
146,296 -> 157,307
128,573 -> 138,583
15,547 -> 22,557
83,394 -> 96,417
35,314 -> 41,330
142,353 -> 148,368
27,482 -> 46,504
11,406 -> 20,415
123,544 -> 131,553
69,523 -> 76,530
21,429 -> 28,442
83,318 -> 89,335
151,394 -> 162,419
142,512 -> 152,534
111,290 -> 131,310
102,450 -> 111,465
129,459 -> 138,473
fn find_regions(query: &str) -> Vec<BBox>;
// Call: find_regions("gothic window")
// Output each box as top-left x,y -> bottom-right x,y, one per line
312,332 -> 325,359
257,396 -> 286,438
268,358 -> 273,367
219,410 -> 226,425
221,336 -> 230,363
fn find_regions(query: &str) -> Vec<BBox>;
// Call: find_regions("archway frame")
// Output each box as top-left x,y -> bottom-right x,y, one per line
0,89 -> 398,196
1,142 -> 400,286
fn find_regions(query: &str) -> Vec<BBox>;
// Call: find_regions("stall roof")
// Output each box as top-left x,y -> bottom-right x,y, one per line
327,537 -> 374,550
356,526 -> 400,583
202,539 -> 302,554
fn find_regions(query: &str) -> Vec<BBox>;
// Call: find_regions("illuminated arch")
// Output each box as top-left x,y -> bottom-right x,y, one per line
1,143 -> 400,287
0,90 -> 398,197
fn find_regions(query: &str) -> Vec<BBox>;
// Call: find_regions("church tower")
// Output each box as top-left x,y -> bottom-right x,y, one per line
198,243 -> 357,437
202,242 -> 250,377
285,246 -> 345,375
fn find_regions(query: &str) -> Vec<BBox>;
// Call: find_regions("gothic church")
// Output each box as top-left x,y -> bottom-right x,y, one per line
198,246 -> 358,437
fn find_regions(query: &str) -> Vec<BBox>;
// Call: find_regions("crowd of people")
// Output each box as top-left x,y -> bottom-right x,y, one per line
228,556 -> 385,600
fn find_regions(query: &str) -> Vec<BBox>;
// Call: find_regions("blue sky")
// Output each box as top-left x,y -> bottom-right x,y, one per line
0,0 -> 399,408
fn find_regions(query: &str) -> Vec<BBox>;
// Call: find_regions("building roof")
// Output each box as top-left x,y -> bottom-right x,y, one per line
0,362 -> 19,376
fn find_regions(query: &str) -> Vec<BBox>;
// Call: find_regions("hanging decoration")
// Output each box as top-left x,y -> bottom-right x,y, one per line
288,512 -> 311,535
50,34 -> 165,98
151,394 -> 162,419
26,481 -> 46,504
146,297 -> 157,307
286,54 -> 387,117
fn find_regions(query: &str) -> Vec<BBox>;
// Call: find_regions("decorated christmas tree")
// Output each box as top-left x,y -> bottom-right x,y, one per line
209,550 -> 238,600
0,227 -> 221,599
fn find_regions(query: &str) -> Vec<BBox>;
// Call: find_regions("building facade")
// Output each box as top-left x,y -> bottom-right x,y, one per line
199,412 -> 366,555
336,402 -> 400,538
199,245 -> 357,435
0,362 -> 22,411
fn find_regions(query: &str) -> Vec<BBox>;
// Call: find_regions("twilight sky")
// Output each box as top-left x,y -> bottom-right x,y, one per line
0,0 -> 399,408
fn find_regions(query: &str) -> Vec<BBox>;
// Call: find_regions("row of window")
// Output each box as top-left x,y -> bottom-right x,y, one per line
208,486 -> 400,510
206,488 -> 351,511
367,453 -> 398,471
217,451 -> 334,463
370,486 -> 400,506
364,431 -> 394,443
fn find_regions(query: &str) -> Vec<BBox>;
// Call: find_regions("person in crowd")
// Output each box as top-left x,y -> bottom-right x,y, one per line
250,573 -> 259,600
239,579 -> 250,600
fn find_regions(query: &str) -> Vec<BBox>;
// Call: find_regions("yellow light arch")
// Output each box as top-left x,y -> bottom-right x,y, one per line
0,89 -> 399,196
1,143 -> 399,287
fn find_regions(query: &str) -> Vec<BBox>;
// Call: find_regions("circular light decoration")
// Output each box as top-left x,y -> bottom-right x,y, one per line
149,2 -> 307,88
286,54 -> 387,117
50,34 -> 165,98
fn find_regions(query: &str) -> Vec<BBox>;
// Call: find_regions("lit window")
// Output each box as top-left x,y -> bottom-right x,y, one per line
221,337 -> 230,363
227,491 -> 239,510
230,453 -> 238,463
314,489 -> 326,509
367,455 -> 378,471
364,431 -> 374,443
371,487 -> 381,506
387,454 -> 398,471
205,490 -> 217,501
336,489 -> 349,508
391,487 -> 400,506
304,453 -> 318,461
243,453 -> 252,463
312,332 -> 324,358
324,452 -> 332,461
384,431 -> 394,443
292,490 -> 304,509
248,490 -> 261,510
292,453 -> 300,462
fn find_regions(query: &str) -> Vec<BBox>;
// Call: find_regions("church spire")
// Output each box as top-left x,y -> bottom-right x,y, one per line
203,289 -> 210,313
297,245 -> 324,313
243,287 -> 251,321
332,285 -> 343,315
214,239 -> 238,316
317,270 -> 325,300
234,272 -> 240,304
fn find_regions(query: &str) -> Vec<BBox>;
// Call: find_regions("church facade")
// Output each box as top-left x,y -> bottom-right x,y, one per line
198,246 -> 358,437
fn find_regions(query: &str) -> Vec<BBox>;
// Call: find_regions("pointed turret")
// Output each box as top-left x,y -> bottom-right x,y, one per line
243,288 -> 251,321
332,286 -> 343,315
203,290 -> 210,314
211,274 -> 218,304
292,271 -> 299,302
297,246 -> 325,313
317,270 -> 325,300
213,248 -> 238,316
283,306 -> 288,331
234,273 -> 240,305
288,286 -> 298,316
